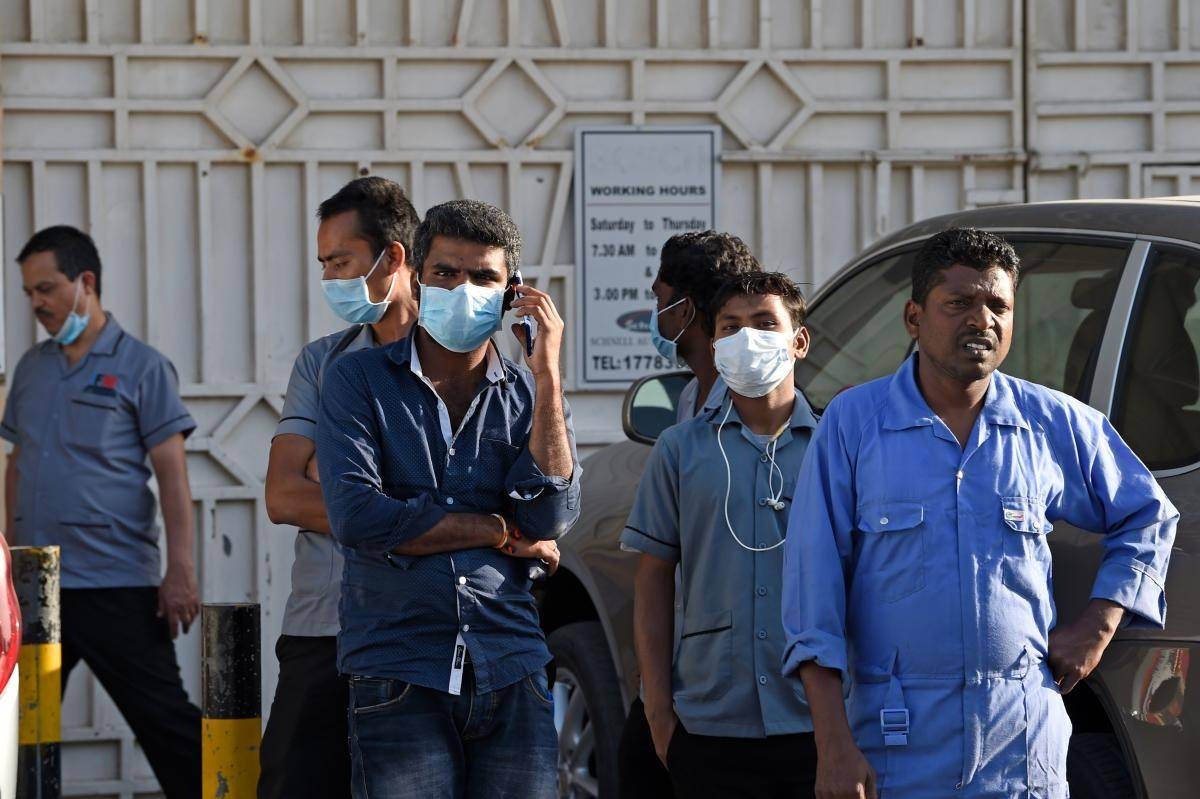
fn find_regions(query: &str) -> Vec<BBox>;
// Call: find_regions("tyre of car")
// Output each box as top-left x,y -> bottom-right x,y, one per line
1066,733 -> 1135,799
548,621 -> 626,798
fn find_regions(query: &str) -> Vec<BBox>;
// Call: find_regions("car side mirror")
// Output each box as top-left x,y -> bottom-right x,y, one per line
622,372 -> 693,445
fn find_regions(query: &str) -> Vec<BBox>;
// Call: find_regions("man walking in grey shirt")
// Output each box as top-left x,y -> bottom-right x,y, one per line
259,177 -> 420,798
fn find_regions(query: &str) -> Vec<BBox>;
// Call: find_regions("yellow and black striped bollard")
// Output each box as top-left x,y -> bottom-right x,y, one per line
13,546 -> 61,799
201,603 -> 260,798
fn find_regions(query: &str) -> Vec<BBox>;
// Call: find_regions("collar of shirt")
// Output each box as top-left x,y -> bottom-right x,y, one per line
402,332 -> 507,447
882,353 -> 1031,433
55,312 -> 124,373
702,386 -> 818,450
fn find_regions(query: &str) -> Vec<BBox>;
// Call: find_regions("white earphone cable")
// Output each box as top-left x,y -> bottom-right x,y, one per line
716,403 -> 787,553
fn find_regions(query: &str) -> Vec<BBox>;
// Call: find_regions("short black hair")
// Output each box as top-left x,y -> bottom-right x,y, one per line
657,230 -> 761,326
317,176 -> 420,258
912,227 -> 1020,304
17,225 -> 103,296
709,271 -> 807,334
412,199 -> 522,279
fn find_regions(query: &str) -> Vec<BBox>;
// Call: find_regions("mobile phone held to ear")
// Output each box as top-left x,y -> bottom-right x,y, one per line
512,271 -> 536,356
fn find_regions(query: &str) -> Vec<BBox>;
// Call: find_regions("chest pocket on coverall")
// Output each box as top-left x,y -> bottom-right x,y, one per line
999,496 -> 1053,597
854,503 -> 926,603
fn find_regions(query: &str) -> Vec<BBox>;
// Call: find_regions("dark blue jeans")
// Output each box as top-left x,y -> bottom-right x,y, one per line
347,664 -> 558,799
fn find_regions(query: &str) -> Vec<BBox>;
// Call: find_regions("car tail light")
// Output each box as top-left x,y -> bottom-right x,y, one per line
0,541 -> 20,693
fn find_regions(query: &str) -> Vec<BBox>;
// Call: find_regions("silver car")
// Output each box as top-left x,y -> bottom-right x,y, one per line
539,198 -> 1200,799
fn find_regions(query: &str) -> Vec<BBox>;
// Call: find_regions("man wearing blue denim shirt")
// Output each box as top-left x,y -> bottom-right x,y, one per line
783,228 -> 1178,798
317,199 -> 580,799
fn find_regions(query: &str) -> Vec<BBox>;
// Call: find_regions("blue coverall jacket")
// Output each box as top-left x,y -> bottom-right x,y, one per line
782,355 -> 1177,798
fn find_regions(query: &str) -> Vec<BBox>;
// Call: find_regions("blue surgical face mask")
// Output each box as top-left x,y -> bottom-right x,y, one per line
53,278 -> 90,346
649,296 -> 692,366
321,249 -> 394,325
418,282 -> 505,353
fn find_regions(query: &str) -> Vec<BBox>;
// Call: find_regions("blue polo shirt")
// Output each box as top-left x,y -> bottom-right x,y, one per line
620,388 -> 818,738
1,314 -> 196,588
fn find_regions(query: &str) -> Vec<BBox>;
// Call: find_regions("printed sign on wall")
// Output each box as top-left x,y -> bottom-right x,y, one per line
574,126 -> 720,388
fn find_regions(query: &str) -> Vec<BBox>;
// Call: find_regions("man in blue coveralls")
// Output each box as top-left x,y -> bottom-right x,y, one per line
783,227 -> 1178,798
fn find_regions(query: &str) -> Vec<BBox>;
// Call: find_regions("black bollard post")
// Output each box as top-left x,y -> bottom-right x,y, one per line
12,546 -> 61,799
201,603 -> 260,798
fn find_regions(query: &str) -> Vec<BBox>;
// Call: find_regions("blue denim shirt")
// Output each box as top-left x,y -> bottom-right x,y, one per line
316,332 -> 581,693
782,354 -> 1177,796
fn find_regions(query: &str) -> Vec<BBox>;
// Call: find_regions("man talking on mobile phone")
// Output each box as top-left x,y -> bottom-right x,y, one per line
317,199 -> 581,799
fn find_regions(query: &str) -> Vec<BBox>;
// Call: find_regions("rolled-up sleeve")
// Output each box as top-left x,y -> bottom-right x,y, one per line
781,398 -> 857,686
1058,411 -> 1177,628
506,397 -> 582,540
619,431 -> 681,563
317,356 -> 447,554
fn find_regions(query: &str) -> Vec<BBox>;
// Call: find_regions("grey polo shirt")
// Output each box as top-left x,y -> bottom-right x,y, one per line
676,375 -> 726,424
275,324 -> 375,637
620,388 -> 818,738
0,314 -> 196,589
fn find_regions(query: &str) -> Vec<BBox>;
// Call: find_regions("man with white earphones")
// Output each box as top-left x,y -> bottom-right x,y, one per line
621,271 -> 820,798
619,230 -> 761,799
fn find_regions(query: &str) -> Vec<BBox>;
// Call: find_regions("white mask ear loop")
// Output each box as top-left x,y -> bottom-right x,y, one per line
716,402 -> 787,553
364,249 -> 395,307
658,296 -> 694,344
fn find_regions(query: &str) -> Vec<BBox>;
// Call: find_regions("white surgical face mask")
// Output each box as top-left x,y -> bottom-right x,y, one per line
712,327 -> 795,398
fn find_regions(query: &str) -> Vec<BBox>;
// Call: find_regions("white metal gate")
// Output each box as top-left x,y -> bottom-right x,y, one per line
2,1 -> 1194,795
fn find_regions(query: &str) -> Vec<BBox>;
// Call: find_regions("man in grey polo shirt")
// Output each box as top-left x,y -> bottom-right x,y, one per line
619,230 -> 755,798
3,225 -> 200,799
260,177 -> 421,799
621,271 -> 819,798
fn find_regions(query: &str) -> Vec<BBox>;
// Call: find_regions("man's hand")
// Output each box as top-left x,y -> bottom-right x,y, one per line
504,534 -> 560,576
510,283 -> 564,381
1048,598 -> 1124,693
158,562 -> 200,639
645,703 -> 679,768
305,454 -> 320,483
815,739 -> 877,799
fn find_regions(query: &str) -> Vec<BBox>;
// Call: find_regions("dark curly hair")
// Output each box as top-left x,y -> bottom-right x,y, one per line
656,230 -> 761,330
317,176 -> 420,257
412,199 -> 522,279
709,271 -> 807,334
912,227 -> 1020,304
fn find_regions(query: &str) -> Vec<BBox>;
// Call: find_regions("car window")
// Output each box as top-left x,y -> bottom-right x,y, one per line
1113,244 -> 1200,471
797,249 -> 916,410
798,237 -> 1128,411
1000,239 -> 1128,399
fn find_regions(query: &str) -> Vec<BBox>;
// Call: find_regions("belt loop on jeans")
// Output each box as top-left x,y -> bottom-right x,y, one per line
881,649 -> 909,747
